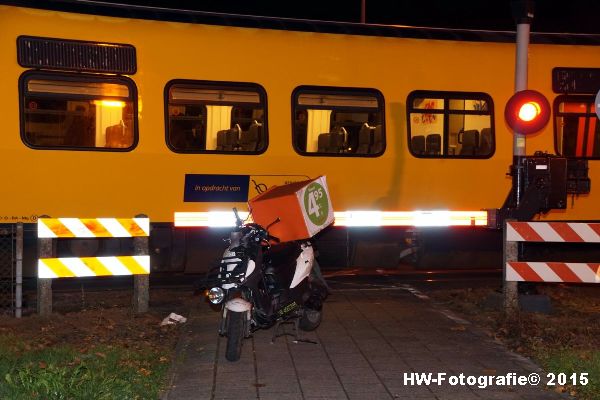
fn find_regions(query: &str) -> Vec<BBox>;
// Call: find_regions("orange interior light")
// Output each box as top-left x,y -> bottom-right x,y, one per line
94,100 -> 126,108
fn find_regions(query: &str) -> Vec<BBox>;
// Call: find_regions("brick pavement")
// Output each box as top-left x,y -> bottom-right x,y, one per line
161,286 -> 568,400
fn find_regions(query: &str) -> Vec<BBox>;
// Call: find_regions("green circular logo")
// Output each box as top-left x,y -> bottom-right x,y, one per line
303,182 -> 329,226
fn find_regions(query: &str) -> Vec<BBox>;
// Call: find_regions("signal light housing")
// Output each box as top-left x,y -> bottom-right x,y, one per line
504,90 -> 550,135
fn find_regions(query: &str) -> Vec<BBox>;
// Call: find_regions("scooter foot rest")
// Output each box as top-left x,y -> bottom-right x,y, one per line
271,317 -> 318,345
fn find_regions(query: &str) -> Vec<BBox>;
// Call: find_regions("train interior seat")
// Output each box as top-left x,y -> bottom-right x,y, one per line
370,125 -> 384,154
168,119 -> 187,149
216,124 -> 241,151
478,128 -> 492,155
105,122 -> 131,148
253,121 -> 264,151
316,130 -> 346,153
425,133 -> 441,155
239,121 -> 261,151
260,124 -> 267,150
327,132 -> 345,153
224,124 -> 241,151
216,129 -> 228,151
294,118 -> 307,151
356,123 -> 374,154
411,135 -> 425,155
65,114 -> 94,147
330,128 -> 346,152
318,133 -> 331,152
169,119 -> 205,150
188,126 -> 206,149
344,124 -> 361,152
459,129 -> 479,156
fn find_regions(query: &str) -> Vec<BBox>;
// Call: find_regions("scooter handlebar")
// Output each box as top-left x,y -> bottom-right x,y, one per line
232,207 -> 243,227
243,223 -> 279,244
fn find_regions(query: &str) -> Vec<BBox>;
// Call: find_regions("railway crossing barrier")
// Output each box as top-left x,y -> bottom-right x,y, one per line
503,220 -> 600,313
37,215 -> 150,316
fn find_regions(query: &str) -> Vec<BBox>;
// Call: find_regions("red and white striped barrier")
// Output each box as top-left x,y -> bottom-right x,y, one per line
507,222 -> 600,243
505,221 -> 600,284
506,261 -> 600,283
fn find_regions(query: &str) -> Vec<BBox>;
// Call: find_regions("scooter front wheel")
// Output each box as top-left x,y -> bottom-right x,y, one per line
225,311 -> 245,361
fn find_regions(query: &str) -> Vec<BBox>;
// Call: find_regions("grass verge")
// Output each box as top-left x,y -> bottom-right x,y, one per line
0,333 -> 171,400
540,350 -> 600,399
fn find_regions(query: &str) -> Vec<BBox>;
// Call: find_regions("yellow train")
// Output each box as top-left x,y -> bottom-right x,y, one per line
1,2 -> 599,274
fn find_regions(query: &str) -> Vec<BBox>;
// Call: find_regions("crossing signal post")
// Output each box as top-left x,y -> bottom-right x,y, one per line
501,1 -> 592,314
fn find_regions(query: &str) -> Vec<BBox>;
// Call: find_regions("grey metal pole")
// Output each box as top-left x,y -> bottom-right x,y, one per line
514,24 -> 530,98
512,22 -> 530,208
37,237 -> 53,316
15,223 -> 23,318
503,220 -> 519,314
505,1 -> 534,315
513,22 -> 529,157
133,214 -> 149,313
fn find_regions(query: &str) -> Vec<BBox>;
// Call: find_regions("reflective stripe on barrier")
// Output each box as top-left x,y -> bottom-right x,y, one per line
506,261 -> 600,283
38,218 -> 150,238
507,222 -> 600,243
38,256 -> 150,278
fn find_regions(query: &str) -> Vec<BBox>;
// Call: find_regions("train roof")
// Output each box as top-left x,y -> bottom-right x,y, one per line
2,0 -> 600,45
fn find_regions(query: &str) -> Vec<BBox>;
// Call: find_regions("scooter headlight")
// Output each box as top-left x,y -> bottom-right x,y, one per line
207,287 -> 225,304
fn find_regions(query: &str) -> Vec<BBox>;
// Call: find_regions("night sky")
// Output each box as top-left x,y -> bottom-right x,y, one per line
95,0 -> 600,33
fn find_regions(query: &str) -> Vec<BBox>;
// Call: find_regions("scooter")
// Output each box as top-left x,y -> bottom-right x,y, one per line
204,208 -> 329,361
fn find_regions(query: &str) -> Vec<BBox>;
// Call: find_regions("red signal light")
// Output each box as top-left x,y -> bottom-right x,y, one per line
518,101 -> 541,122
504,90 -> 550,135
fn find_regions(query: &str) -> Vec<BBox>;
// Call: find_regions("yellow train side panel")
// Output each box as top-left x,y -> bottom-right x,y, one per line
0,5 -> 598,223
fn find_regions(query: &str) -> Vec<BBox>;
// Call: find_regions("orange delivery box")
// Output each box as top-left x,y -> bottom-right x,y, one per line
248,176 -> 334,243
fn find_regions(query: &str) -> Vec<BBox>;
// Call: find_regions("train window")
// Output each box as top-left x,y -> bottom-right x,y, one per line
554,95 -> 600,158
292,86 -> 385,156
20,72 -> 137,150
407,91 -> 494,158
165,80 -> 267,154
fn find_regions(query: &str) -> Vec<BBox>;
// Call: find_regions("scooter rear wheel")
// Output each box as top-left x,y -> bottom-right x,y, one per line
299,308 -> 322,331
225,311 -> 245,361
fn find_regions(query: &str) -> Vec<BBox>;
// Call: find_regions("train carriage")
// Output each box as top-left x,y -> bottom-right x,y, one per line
1,1 -> 599,276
